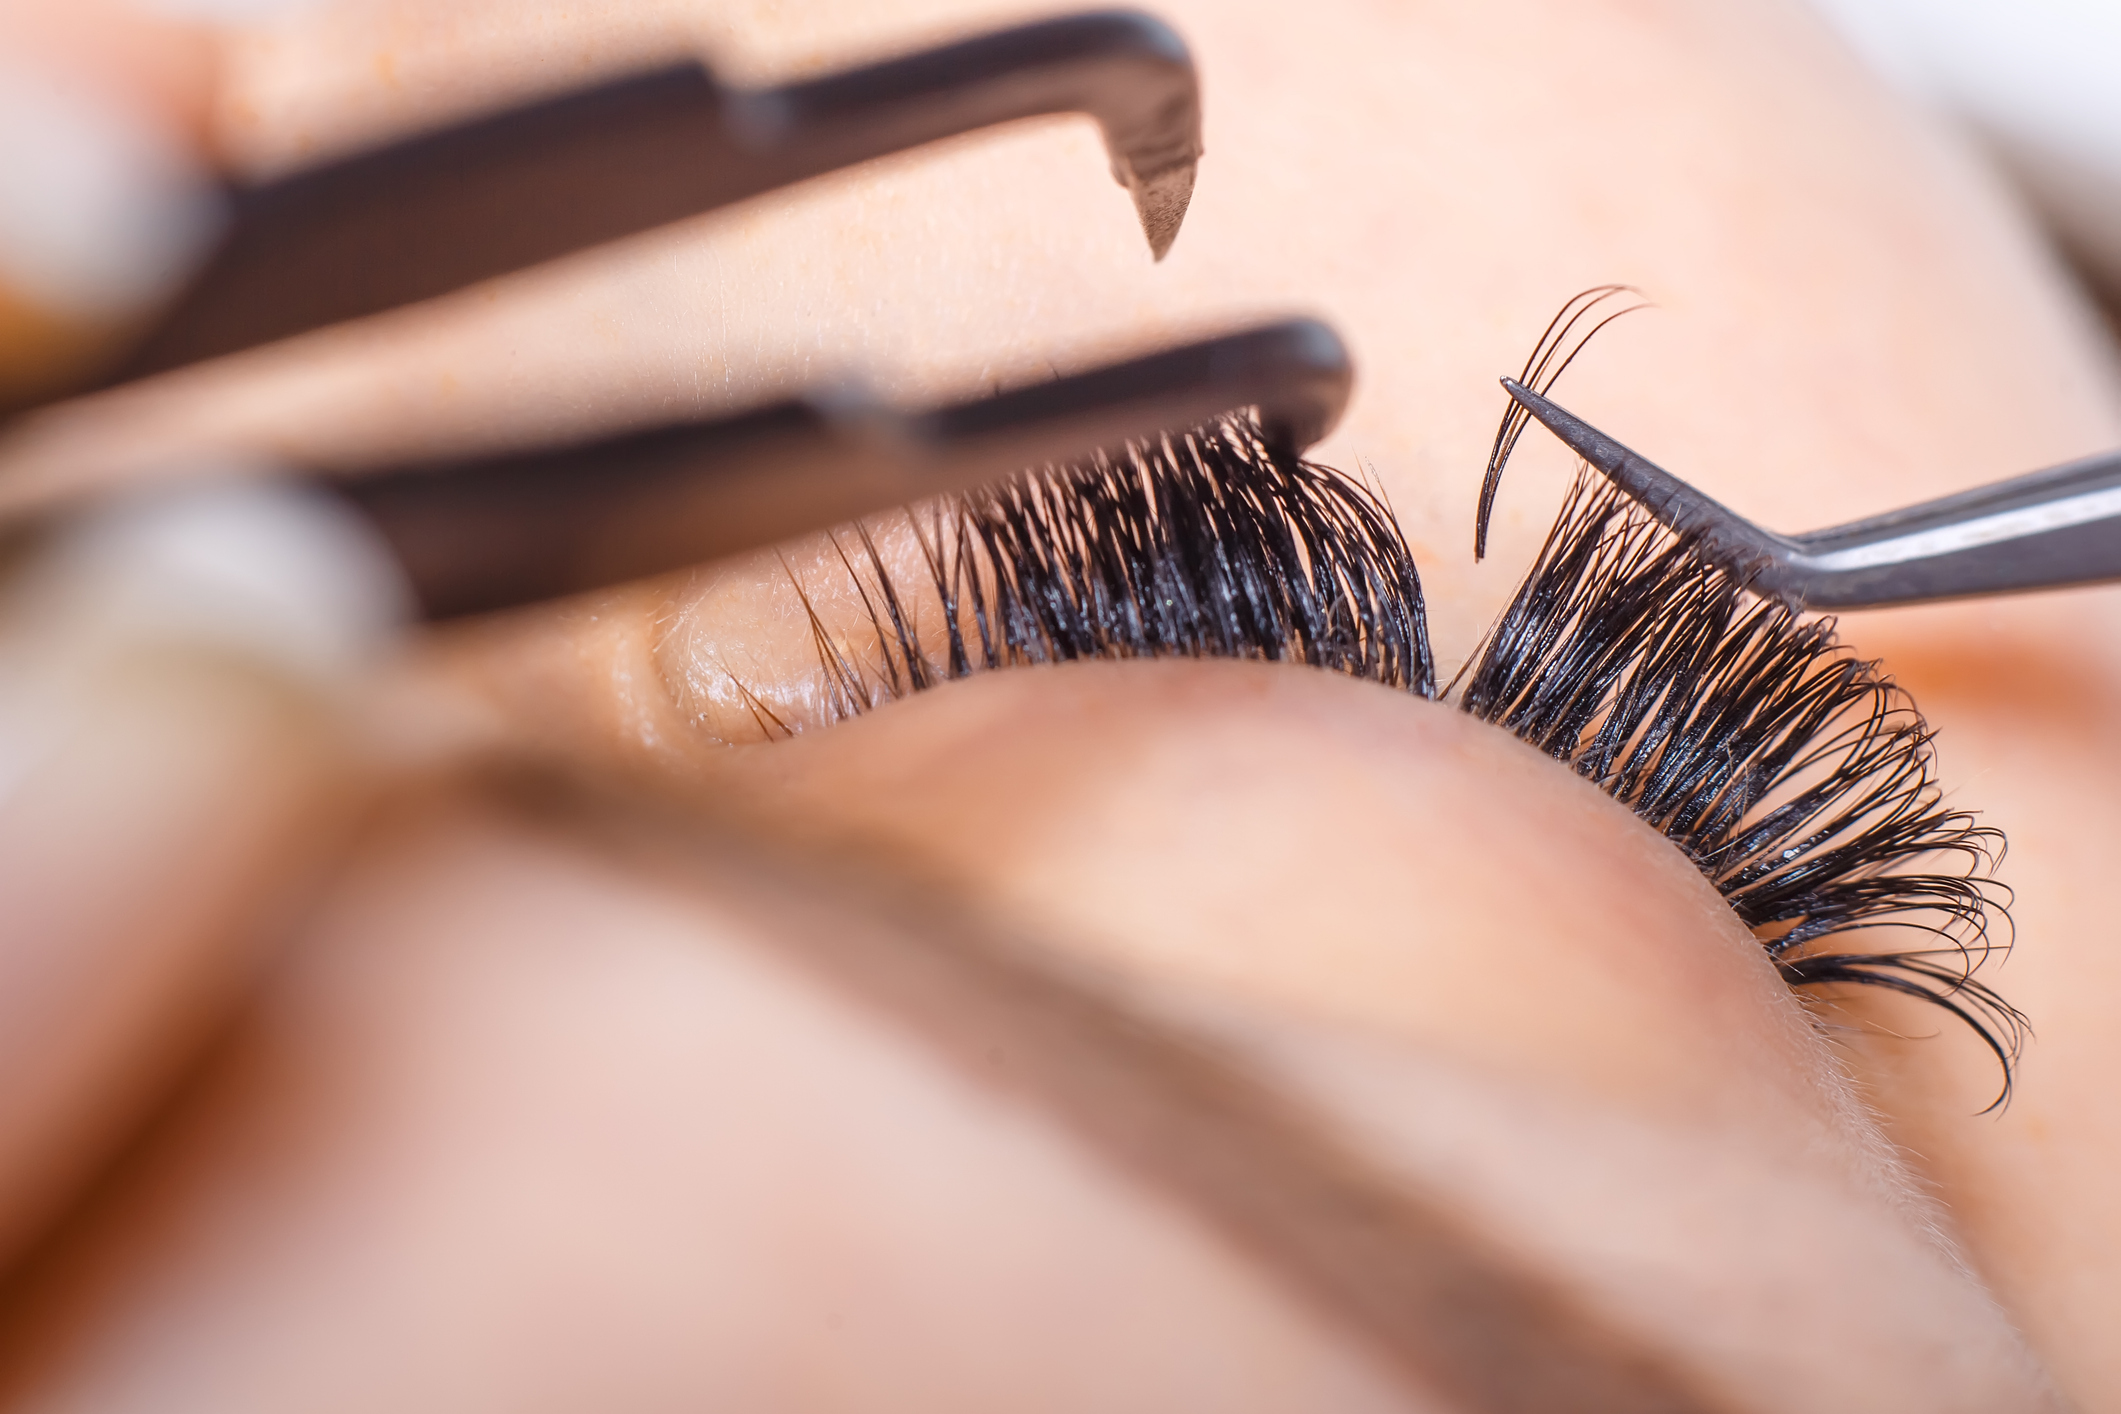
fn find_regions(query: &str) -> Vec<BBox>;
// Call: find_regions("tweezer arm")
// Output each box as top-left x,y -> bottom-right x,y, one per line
340,319 -> 1348,619
101,9 -> 1200,385
1500,377 -> 2121,609
1783,448 -> 2121,608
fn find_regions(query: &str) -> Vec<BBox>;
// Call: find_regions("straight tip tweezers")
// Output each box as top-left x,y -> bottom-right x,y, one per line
353,317 -> 1352,619
1501,378 -> 2121,610
19,317 -> 1351,623
6,10 -> 1359,629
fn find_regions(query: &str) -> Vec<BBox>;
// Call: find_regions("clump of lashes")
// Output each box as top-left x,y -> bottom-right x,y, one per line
780,328 -> 2021,1098
796,413 -> 1434,714
1455,472 -> 2020,1100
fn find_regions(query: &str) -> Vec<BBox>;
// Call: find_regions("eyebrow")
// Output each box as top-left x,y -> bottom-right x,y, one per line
539,765 -> 1729,1414
772,398 -> 2018,1088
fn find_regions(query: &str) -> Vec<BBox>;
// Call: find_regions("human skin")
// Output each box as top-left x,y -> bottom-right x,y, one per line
3,0 -> 2121,1408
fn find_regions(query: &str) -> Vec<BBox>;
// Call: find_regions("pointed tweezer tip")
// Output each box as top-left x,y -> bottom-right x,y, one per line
1496,377 -> 1788,583
1499,377 -> 1628,476
1133,162 -> 1197,261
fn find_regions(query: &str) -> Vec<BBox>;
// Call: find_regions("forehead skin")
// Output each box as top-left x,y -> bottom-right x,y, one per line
2,0 -> 2120,1406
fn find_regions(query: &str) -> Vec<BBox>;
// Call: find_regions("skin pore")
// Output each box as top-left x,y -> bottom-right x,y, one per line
3,0 -> 2121,1408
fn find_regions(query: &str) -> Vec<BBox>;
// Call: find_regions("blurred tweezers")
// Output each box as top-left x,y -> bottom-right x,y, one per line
21,10 -> 1364,622
1502,378 -> 2121,610
354,317 -> 1351,619
97,8 -> 1203,385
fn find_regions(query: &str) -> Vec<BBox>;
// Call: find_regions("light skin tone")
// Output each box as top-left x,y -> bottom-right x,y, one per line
3,0 -> 2121,1407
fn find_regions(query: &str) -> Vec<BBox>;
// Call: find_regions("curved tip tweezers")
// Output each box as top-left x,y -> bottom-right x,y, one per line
1501,377 -> 2121,609
99,9 -> 1203,386
344,317 -> 1348,619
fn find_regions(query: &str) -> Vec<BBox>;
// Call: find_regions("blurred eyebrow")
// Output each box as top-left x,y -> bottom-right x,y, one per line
542,766 -> 1728,1414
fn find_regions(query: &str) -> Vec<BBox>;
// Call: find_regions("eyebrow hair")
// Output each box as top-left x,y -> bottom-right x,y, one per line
772,329 -> 2019,1095
535,766 -> 1726,1414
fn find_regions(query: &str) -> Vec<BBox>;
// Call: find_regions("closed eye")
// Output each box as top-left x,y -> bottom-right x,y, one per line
752,328 -> 2019,1100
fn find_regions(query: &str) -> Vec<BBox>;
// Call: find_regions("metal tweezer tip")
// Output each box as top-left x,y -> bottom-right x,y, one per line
1130,160 -> 1197,261
1082,9 -> 1202,260
1498,377 -> 1792,573
1500,377 -> 2121,609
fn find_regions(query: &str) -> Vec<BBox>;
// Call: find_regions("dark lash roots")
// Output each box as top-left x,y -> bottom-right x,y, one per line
789,393 -> 2021,1102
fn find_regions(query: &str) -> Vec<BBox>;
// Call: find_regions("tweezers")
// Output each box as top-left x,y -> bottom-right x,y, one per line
98,8 -> 1204,383
1501,379 -> 2121,610
352,317 -> 1350,619
16,11 -> 1357,622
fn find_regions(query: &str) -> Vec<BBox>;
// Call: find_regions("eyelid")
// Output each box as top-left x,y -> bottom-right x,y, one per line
765,398 -> 2013,1093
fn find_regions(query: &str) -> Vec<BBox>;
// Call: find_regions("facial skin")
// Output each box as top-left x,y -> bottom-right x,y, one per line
4,0 -> 2121,1409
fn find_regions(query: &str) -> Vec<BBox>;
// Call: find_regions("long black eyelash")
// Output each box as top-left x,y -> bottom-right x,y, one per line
1454,472 -> 2022,1106
817,413 -> 1436,704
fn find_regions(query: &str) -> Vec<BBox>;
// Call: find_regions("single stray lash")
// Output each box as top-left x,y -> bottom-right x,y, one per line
775,315 -> 2022,1100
